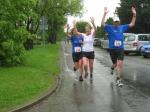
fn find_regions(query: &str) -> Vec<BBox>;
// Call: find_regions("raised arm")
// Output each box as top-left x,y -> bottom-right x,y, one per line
129,7 -> 136,28
101,7 -> 109,27
90,17 -> 97,35
66,24 -> 71,37
73,20 -> 81,35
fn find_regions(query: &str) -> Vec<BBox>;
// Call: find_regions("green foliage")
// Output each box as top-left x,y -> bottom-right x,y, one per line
0,0 -> 83,66
106,17 -> 113,24
95,26 -> 105,38
0,25 -> 30,66
76,21 -> 89,33
117,0 -> 150,33
0,0 -> 36,66
46,0 -> 83,43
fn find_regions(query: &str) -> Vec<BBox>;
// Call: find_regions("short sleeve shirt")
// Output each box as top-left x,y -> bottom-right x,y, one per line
104,24 -> 129,49
71,35 -> 83,53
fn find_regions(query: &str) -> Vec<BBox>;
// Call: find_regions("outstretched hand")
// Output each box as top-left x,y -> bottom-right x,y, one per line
104,7 -> 109,15
131,7 -> 136,15
73,20 -> 77,26
66,24 -> 70,30
90,17 -> 95,24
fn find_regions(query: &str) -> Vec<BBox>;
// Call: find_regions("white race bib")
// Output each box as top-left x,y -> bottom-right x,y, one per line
114,40 -> 122,47
74,47 -> 81,52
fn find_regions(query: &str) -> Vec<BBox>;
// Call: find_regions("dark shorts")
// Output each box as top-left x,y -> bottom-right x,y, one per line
82,51 -> 95,59
72,52 -> 82,62
109,49 -> 124,64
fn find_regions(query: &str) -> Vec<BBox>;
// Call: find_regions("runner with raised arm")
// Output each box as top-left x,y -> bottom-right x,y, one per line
66,24 -> 84,81
101,7 -> 136,87
73,17 -> 97,80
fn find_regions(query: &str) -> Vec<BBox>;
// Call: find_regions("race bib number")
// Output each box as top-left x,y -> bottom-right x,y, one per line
114,40 -> 122,47
74,47 -> 81,52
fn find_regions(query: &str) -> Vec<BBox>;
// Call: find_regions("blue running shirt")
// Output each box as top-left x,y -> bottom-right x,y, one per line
104,24 -> 129,49
71,35 -> 83,53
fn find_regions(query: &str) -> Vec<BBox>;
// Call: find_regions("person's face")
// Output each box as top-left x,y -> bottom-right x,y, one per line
73,30 -> 76,35
72,29 -> 76,35
85,26 -> 91,35
113,21 -> 120,27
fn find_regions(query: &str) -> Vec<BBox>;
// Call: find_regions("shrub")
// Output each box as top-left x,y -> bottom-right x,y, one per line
0,21 -> 30,66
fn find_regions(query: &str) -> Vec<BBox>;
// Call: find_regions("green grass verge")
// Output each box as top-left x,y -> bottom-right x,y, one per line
0,44 -> 61,112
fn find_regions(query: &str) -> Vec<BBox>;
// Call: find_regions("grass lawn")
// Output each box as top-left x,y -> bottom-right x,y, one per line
0,44 -> 61,112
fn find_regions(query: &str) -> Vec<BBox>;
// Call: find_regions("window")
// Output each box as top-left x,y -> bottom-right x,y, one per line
138,35 -> 150,41
125,35 -> 136,41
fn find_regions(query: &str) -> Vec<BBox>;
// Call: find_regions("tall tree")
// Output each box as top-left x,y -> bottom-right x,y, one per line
76,21 -> 89,33
0,0 -> 83,66
117,0 -> 150,33
46,0 -> 83,43
106,17 -> 113,24
0,0 -> 37,66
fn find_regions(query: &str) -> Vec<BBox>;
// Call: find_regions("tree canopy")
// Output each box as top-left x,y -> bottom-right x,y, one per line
117,0 -> 150,33
0,0 -> 83,66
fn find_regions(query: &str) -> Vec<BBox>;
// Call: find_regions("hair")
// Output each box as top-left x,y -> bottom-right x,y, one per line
71,28 -> 75,35
86,23 -> 92,30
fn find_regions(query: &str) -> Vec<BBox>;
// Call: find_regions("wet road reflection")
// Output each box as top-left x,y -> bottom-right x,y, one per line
22,44 -> 150,112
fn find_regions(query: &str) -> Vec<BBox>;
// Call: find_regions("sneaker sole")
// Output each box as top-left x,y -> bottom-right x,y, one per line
117,84 -> 123,87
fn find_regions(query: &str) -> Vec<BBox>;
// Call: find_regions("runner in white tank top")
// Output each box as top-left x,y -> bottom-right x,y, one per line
82,33 -> 94,52
73,17 -> 97,80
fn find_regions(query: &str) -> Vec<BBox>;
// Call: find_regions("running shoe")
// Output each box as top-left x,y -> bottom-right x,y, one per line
116,77 -> 120,85
111,67 -> 114,75
116,77 -> 123,87
79,76 -> 83,81
73,67 -> 77,71
84,73 -> 88,79
90,74 -> 93,79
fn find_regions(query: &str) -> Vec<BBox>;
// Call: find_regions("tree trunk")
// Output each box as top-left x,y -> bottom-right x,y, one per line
48,33 -> 56,44
24,17 -> 34,50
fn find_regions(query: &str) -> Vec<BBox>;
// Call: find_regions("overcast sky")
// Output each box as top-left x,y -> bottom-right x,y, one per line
67,0 -> 120,27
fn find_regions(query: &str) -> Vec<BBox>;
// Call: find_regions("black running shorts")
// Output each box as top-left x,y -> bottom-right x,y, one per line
72,52 -> 82,62
82,51 -> 95,59
109,49 -> 124,64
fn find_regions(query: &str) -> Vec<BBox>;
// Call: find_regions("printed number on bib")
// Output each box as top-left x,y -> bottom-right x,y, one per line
114,40 -> 122,47
74,47 -> 81,52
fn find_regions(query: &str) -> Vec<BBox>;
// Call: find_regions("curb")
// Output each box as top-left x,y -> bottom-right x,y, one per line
10,76 -> 61,112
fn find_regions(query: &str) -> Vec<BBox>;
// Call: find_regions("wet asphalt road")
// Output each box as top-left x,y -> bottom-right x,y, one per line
22,43 -> 150,112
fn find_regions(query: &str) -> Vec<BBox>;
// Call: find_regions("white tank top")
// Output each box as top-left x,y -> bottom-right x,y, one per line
82,33 -> 94,52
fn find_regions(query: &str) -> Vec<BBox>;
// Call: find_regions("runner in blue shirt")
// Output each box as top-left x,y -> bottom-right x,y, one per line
67,24 -> 84,81
101,7 -> 137,87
